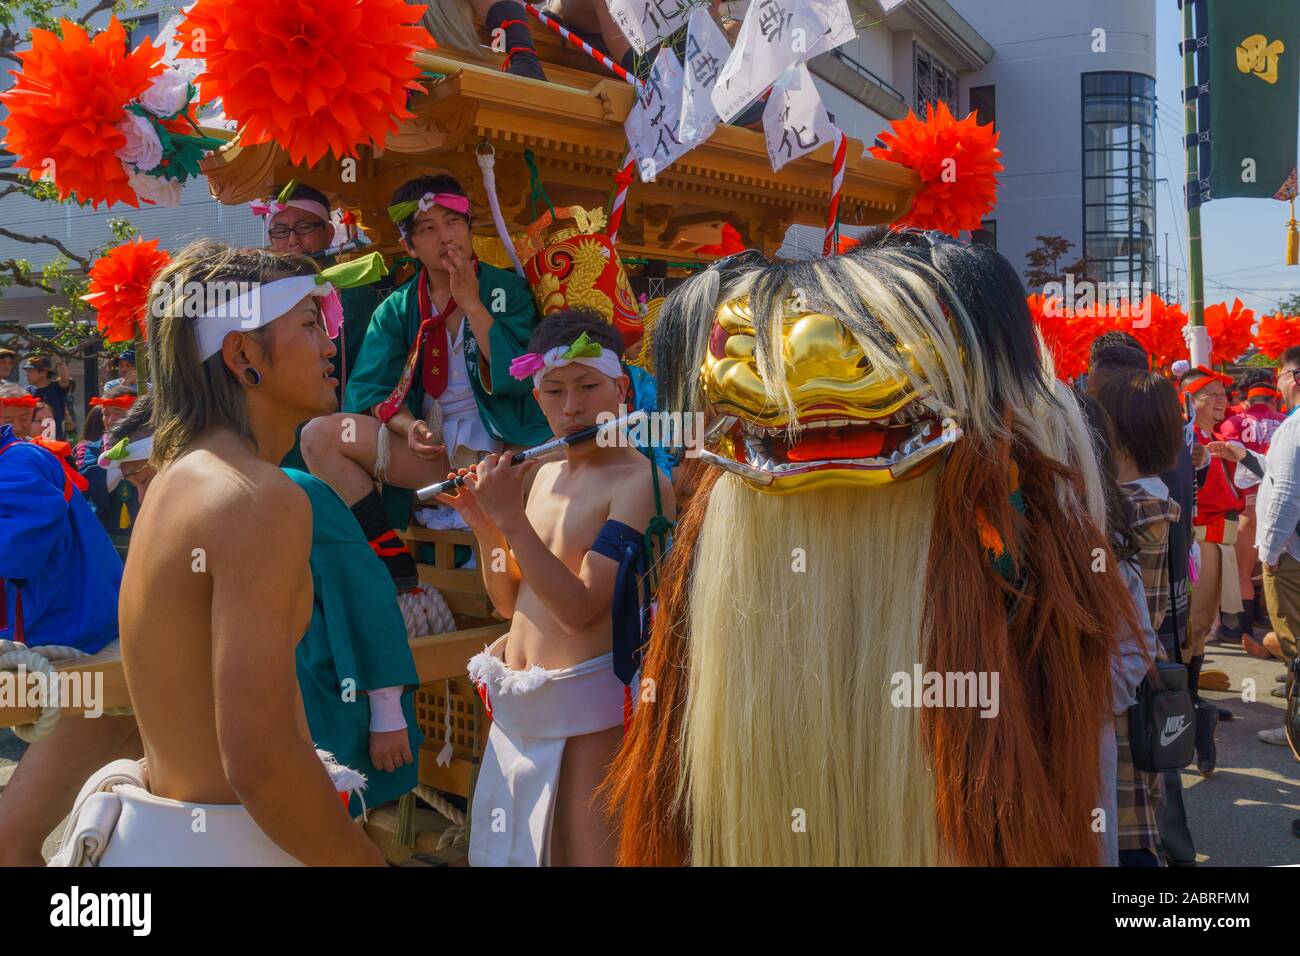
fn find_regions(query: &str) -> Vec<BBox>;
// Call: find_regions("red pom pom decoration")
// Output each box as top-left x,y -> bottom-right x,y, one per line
82,238 -> 172,344
1027,293 -> 1104,381
870,101 -> 1003,238
175,0 -> 428,165
0,18 -> 165,208
1204,298 -> 1255,366
1254,313 -> 1300,360
1128,296 -> 1188,372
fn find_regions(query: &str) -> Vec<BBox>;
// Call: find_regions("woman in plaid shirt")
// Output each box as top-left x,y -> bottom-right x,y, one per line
1092,367 -> 1186,866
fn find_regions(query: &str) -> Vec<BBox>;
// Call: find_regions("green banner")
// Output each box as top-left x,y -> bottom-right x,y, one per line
1209,0 -> 1300,200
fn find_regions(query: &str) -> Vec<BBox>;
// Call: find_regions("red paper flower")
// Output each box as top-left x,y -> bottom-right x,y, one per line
1254,313 -> 1300,360
1128,296 -> 1188,372
1029,294 -> 1093,380
175,0 -> 427,165
82,238 -> 172,344
1205,298 -> 1255,366
870,101 -> 1003,238
0,18 -> 165,208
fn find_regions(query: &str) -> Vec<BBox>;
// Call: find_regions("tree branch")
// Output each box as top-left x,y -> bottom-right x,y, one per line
0,322 -> 96,362
75,0 -> 118,27
0,228 -> 91,272
0,260 -> 58,293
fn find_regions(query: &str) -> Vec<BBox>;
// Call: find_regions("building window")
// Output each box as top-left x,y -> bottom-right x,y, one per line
1082,72 -> 1156,289
970,85 -> 995,130
972,220 -> 997,250
127,14 -> 159,51
914,43 -> 957,113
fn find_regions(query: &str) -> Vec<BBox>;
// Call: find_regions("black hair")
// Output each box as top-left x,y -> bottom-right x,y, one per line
1092,368 -> 1183,476
1236,367 -> 1276,392
279,182 -> 331,210
1283,346 -> 1300,370
916,237 -> 1050,411
528,308 -> 624,355
1075,387 -> 1137,561
1090,331 -> 1145,365
83,405 -> 105,442
1087,345 -> 1148,400
105,393 -> 154,447
390,174 -> 470,236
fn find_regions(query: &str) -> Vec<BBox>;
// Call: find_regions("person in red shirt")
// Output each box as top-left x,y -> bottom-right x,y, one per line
1182,366 -> 1244,776
1216,369 -> 1288,649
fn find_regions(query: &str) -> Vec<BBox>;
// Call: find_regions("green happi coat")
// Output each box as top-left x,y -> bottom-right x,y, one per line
344,262 -> 552,529
286,468 -> 422,815
281,258 -> 391,473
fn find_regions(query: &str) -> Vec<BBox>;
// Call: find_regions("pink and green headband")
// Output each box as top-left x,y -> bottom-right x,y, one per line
509,332 -> 623,388
387,192 -> 472,235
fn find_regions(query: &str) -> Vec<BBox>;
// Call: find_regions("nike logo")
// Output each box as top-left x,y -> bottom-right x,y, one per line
1160,715 -> 1190,747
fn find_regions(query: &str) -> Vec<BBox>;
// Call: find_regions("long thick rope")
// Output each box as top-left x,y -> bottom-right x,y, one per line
415,783 -> 469,849
398,586 -> 455,641
0,641 -> 133,742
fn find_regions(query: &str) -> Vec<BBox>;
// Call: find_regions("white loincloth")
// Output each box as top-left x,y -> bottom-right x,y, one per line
467,636 -> 624,867
50,752 -> 364,866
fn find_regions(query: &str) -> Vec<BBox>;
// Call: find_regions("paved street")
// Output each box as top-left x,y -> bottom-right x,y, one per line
1181,635 -> 1300,866
3,633 -> 1298,865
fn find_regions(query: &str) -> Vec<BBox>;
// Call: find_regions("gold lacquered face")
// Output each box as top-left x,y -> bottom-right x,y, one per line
700,296 -> 955,494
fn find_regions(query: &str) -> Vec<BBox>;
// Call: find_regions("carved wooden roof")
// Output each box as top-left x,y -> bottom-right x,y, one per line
201,47 -> 920,256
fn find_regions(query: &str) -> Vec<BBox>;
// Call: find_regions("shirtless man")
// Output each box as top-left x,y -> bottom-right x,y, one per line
56,241 -> 383,866
438,309 -> 675,866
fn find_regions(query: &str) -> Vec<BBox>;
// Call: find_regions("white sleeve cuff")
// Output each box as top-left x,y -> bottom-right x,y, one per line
367,686 -> 407,733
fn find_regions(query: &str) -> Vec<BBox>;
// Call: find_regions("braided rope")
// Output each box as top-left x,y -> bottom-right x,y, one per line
415,782 -> 469,848
0,640 -> 87,743
398,586 -> 456,641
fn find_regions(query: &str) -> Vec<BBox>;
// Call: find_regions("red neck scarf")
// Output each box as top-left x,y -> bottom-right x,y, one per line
375,267 -> 468,424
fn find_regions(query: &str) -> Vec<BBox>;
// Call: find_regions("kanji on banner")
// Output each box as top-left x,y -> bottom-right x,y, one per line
763,63 -> 836,171
802,0 -> 855,60
680,6 -> 730,145
626,48 -> 690,182
607,0 -> 692,56
711,0 -> 854,122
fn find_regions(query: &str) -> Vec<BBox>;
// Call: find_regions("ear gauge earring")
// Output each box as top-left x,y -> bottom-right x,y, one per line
243,368 -> 262,386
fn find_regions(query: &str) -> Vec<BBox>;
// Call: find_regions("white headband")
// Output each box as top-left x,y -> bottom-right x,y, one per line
98,435 -> 153,492
531,347 -> 623,389
192,276 -> 334,362
252,198 -> 332,225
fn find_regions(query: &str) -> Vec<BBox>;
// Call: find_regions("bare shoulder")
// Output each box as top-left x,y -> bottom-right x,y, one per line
164,451 -> 311,551
609,452 -> 676,526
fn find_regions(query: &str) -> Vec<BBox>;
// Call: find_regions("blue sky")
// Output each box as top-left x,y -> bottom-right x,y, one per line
1154,1 -> 1300,313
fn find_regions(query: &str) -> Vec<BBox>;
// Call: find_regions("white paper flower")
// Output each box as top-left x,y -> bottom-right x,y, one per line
127,168 -> 182,207
114,113 -> 163,173
138,68 -> 192,118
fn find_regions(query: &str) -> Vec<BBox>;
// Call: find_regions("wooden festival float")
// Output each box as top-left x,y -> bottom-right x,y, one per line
0,15 -> 936,864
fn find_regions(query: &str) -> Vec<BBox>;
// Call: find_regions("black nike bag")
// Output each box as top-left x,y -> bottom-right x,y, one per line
1128,660 -> 1197,772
